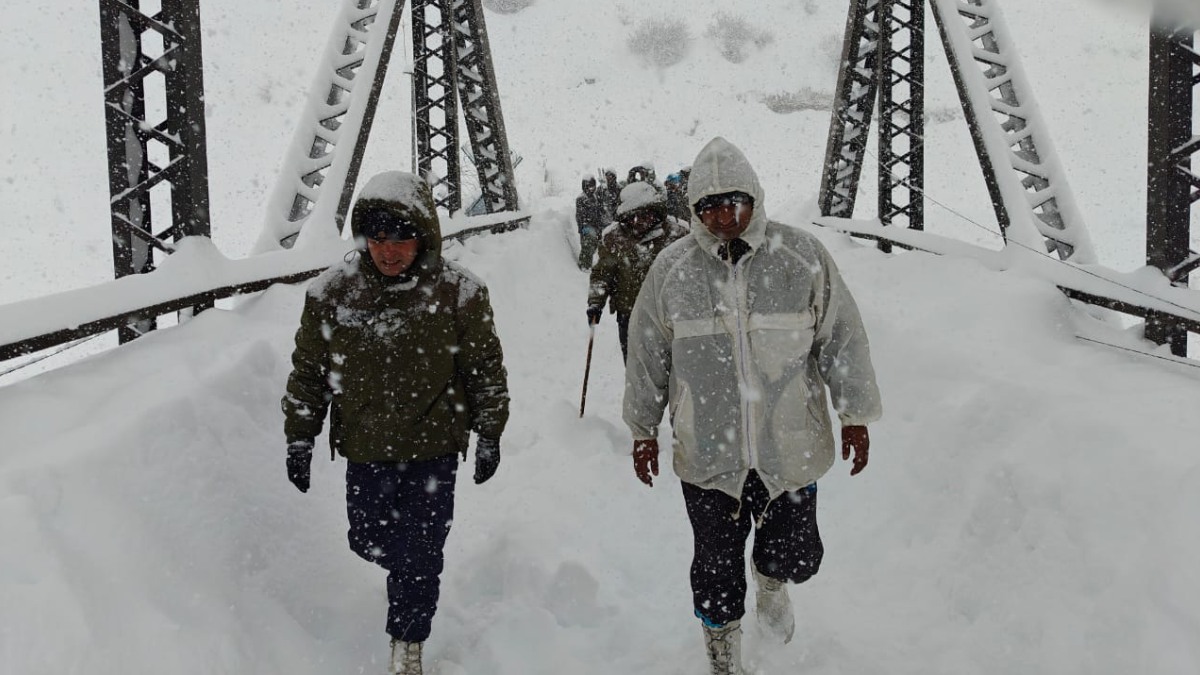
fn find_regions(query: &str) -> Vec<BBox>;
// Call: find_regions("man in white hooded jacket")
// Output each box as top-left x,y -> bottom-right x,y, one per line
623,137 -> 882,674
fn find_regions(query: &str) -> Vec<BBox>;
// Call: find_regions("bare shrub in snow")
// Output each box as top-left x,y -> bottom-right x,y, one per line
705,12 -> 774,64
760,88 -> 833,114
627,16 -> 692,68
925,106 -> 962,125
482,0 -> 534,14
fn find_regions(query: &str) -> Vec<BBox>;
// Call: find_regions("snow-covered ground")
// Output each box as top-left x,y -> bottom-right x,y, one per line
1,1 -> 1198,673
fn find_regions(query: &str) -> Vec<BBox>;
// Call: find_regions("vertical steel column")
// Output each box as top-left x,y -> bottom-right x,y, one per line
412,0 -> 462,214
820,0 -> 883,219
99,0 -> 212,342
448,0 -> 519,213
1145,22 -> 1198,356
160,0 -> 211,247
877,0 -> 925,252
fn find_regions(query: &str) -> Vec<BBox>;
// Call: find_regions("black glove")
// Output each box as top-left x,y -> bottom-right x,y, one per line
586,305 -> 603,325
287,440 -> 314,493
474,436 -> 500,484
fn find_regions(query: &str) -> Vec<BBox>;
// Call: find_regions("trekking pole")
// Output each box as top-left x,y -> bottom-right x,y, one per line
579,321 -> 596,417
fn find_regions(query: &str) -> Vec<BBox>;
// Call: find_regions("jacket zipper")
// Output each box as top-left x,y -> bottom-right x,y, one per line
731,260 -> 758,471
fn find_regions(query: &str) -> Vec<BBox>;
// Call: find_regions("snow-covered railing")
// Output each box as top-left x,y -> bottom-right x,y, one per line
815,216 -> 1200,337
255,0 -> 404,252
0,240 -> 347,362
0,210 -> 529,364
930,0 -> 1096,264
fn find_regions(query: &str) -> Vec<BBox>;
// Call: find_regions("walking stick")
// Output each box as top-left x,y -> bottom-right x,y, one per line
579,322 -> 596,417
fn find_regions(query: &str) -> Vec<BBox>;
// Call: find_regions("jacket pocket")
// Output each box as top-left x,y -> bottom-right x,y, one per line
747,311 -> 815,383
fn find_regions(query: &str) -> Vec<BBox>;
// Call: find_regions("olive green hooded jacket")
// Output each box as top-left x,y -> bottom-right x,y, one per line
587,183 -> 689,317
282,172 -> 509,463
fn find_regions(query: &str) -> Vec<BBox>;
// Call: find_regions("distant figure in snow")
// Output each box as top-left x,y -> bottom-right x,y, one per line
586,181 -> 688,363
664,167 -> 691,222
575,175 -> 606,270
622,137 -> 882,674
626,162 -> 662,193
597,168 -> 622,222
281,171 -> 510,675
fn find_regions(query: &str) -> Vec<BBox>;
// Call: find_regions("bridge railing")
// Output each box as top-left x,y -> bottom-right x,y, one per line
816,217 -> 1200,347
0,214 -> 528,367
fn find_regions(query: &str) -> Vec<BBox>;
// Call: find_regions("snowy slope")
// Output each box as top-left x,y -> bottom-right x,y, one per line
2,0 -> 1199,673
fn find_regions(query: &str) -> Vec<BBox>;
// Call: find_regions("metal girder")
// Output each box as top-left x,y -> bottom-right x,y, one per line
413,0 -> 462,214
448,0 -> 519,212
877,0 -> 925,252
259,0 -> 405,250
98,0 -> 211,342
820,0 -> 882,219
930,0 -> 1096,264
1145,23 -> 1197,355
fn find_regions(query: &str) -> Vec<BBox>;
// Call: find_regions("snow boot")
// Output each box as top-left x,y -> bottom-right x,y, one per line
388,639 -> 423,675
701,619 -> 745,675
753,566 -> 795,644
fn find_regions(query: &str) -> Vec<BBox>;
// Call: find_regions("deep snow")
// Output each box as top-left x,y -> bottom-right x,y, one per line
1,1 -> 1198,673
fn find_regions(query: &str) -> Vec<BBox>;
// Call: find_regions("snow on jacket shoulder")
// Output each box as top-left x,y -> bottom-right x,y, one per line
622,137 -> 881,500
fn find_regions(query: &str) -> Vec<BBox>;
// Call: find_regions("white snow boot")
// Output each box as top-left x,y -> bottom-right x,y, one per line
388,639 -> 423,675
701,619 -> 745,675
753,566 -> 795,644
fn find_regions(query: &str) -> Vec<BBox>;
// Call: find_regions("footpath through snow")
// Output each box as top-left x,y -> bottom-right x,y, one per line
1,215 -> 1198,674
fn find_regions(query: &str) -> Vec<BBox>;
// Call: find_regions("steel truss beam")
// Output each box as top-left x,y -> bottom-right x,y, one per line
931,0 -> 1095,263
1145,22 -> 1198,355
820,0 -> 882,220
260,0 -> 518,247
99,0 -> 211,342
448,0 -> 519,212
413,0 -> 463,214
877,0 -> 925,252
260,0 -> 405,249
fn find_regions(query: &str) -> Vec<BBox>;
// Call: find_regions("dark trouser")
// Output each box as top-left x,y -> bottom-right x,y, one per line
617,311 -> 631,364
346,455 -> 458,642
579,229 -> 599,269
681,470 -> 823,627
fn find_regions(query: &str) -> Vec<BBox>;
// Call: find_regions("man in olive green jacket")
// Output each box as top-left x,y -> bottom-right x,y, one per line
586,181 -> 688,362
282,171 -> 508,675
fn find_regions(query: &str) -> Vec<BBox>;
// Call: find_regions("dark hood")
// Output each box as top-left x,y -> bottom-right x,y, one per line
349,171 -> 443,280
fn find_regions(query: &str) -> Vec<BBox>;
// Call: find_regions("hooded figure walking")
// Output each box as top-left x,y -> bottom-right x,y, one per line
622,138 -> 882,674
282,171 -> 509,675
586,181 -> 688,363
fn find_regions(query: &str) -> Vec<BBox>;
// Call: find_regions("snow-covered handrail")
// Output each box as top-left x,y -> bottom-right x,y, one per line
0,209 -> 531,363
814,217 -> 1200,335
0,239 -> 349,362
254,0 -> 404,252
930,0 -> 1097,264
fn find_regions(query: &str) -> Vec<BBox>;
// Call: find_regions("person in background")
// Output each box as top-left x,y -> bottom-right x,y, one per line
664,169 -> 691,222
575,175 -> 606,270
597,168 -> 622,223
586,182 -> 688,363
281,171 -> 510,675
622,137 -> 882,674
626,163 -> 663,194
